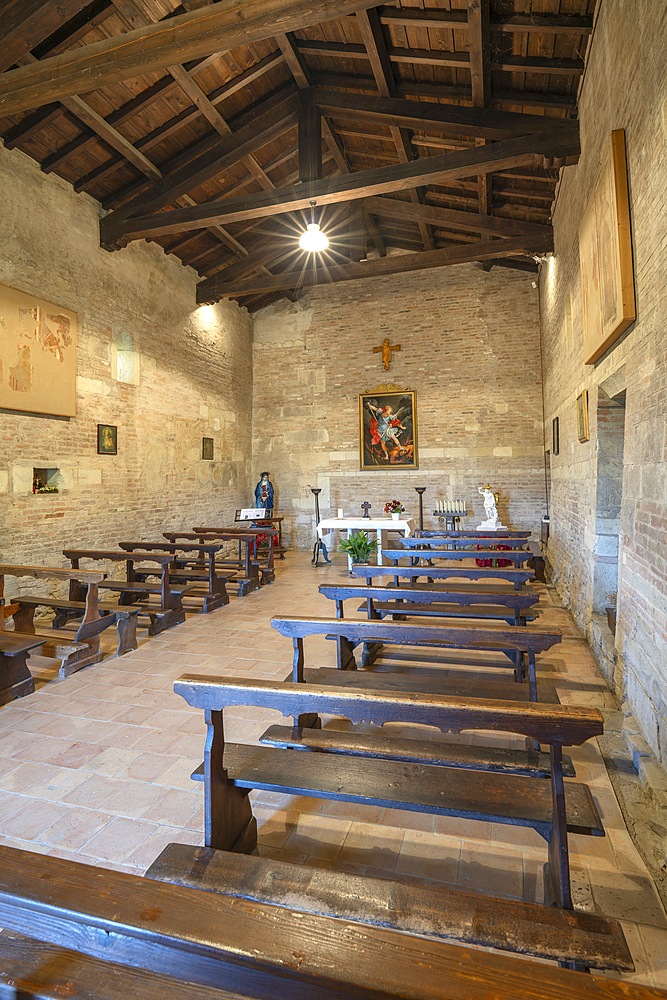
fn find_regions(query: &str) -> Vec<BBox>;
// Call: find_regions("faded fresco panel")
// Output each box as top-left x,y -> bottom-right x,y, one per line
0,282 -> 77,417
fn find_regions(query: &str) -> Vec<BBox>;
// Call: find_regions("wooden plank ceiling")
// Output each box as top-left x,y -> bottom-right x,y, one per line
0,0 -> 595,311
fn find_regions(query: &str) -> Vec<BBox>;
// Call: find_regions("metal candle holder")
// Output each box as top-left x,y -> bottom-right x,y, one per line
415,487 -> 426,531
309,487 -> 331,567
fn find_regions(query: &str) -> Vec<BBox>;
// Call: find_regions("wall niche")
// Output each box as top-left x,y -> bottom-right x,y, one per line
32,467 -> 60,494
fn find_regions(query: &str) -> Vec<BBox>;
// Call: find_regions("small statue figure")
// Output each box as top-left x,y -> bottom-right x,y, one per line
254,472 -> 275,512
477,485 -> 506,531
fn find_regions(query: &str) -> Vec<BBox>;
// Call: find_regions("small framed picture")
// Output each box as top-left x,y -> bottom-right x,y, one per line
202,436 -> 214,460
97,423 -> 117,455
552,416 -> 559,456
576,390 -> 590,442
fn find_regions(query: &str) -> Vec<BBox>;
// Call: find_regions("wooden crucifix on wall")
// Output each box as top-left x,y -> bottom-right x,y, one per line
373,337 -> 401,370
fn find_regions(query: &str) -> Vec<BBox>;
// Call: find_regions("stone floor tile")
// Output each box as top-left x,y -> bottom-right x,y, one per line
140,788 -> 201,827
41,806 -> 113,851
589,870 -> 667,927
283,814 -> 351,860
457,844 -> 523,899
396,830 -> 461,884
82,816 -> 157,863
338,821 -> 404,871
3,799 -> 70,842
125,825 -> 203,872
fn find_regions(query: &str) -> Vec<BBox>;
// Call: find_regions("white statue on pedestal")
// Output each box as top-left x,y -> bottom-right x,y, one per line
477,485 -> 507,531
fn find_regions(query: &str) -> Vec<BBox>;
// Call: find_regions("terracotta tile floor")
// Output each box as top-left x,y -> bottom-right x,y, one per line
1,552 -> 666,985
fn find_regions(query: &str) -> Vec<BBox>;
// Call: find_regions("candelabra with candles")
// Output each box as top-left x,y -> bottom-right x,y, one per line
432,499 -> 467,530
309,486 -> 331,567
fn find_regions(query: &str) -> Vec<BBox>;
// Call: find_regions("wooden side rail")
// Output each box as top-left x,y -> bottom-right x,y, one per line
175,674 -> 602,912
0,563 -> 107,584
271,615 -> 562,701
62,550 -> 184,634
350,564 -> 536,589
0,846 -> 655,999
119,541 -> 231,612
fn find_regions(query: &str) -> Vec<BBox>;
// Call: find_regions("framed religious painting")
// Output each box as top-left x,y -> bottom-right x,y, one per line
576,390 -> 590,443
552,416 -> 560,456
580,130 -> 636,365
359,387 -> 418,470
202,436 -> 214,460
97,423 -> 117,455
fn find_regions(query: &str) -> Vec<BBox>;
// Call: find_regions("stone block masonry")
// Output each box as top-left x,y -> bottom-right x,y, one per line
252,261 -> 546,551
539,0 -> 667,763
0,144 -> 253,594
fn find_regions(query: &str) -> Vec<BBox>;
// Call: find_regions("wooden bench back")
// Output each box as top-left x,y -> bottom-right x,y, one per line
382,547 -> 532,563
318,584 -> 540,609
350,565 -> 535,584
174,674 -> 601,748
400,536 -> 528,549
416,530 -> 532,539
193,525 -> 279,537
119,541 -> 223,554
63,549 -> 175,565
1,844 -> 659,1000
270,614 -> 561,653
0,563 -> 107,584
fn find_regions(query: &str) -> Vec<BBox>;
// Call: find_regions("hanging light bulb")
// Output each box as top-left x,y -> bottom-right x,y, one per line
299,200 -> 329,253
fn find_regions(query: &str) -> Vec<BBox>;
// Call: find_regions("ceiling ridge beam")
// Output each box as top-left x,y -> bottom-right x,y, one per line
0,0 -> 390,118
103,127 -> 579,247
362,195 -> 552,240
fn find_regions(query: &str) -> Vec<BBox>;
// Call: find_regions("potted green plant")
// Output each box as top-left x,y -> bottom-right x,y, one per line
338,530 -> 377,564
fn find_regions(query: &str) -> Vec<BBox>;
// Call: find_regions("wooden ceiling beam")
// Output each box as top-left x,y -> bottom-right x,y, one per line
493,56 -> 584,76
2,104 -> 63,149
494,14 -> 593,35
101,93 -> 297,236
356,7 -> 434,252
362,196 -> 552,242
0,0 -> 94,73
468,0 -> 493,217
378,8 -> 468,30
197,233 -> 553,299
104,127 -> 579,246
0,0 -> 388,117
70,55 -> 285,193
275,27 -> 385,261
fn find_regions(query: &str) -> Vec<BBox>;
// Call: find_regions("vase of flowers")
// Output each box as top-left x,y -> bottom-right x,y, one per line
384,499 -> 405,521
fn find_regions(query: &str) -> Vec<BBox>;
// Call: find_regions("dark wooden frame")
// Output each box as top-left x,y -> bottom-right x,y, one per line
97,423 -> 117,455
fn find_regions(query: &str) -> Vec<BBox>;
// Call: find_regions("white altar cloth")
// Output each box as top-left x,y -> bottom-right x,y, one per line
317,516 -> 414,568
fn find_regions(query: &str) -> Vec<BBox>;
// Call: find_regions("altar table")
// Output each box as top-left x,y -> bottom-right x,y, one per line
317,517 -> 414,570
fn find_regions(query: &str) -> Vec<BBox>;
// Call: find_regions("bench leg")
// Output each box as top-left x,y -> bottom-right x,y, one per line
544,745 -> 573,911
292,638 -> 321,729
116,614 -> 138,656
0,652 -> 35,706
204,710 -> 257,853
54,639 -> 103,678
147,608 -> 186,635
12,604 -> 36,634
336,636 -> 357,672
361,641 -> 382,668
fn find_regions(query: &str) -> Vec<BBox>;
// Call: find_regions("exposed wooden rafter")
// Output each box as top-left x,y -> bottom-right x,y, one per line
101,126 -> 579,247
0,0 -> 94,73
0,0 -> 388,117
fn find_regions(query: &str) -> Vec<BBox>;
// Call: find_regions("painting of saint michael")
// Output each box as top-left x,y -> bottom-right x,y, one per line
359,389 -> 418,471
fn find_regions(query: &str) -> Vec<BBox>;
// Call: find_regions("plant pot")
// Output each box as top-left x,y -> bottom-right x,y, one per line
391,512 -> 400,520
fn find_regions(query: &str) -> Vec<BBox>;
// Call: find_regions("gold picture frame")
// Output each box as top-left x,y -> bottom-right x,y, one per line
576,390 -> 590,443
359,387 -> 418,470
580,130 -> 636,365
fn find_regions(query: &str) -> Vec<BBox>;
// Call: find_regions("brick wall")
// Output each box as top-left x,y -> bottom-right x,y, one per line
252,262 -> 546,550
0,145 -> 253,593
539,0 -> 667,759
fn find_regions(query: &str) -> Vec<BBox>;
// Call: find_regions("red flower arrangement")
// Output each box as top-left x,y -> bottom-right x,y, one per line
384,499 -> 406,515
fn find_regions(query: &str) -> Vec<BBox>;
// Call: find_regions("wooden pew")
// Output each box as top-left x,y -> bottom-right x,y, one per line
271,615 -> 561,702
0,846 -> 659,996
383,546 -> 533,566
118,541 -> 233,613
0,564 -> 131,677
0,632 -> 40,704
350,563 -> 536,590
163,530 -> 262,596
416,529 -> 532,540
173,674 -> 630,971
402,534 -> 530,550
319,582 -> 540,627
62,550 -> 194,635
193,525 -> 278,586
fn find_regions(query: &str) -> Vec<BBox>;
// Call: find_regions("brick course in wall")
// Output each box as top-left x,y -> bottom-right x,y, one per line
539,0 -> 667,761
0,145 -> 253,596
252,262 -> 546,550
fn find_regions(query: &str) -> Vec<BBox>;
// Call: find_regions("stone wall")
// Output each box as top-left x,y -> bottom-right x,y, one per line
0,144 -> 253,589
252,262 -> 545,550
539,0 -> 667,759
